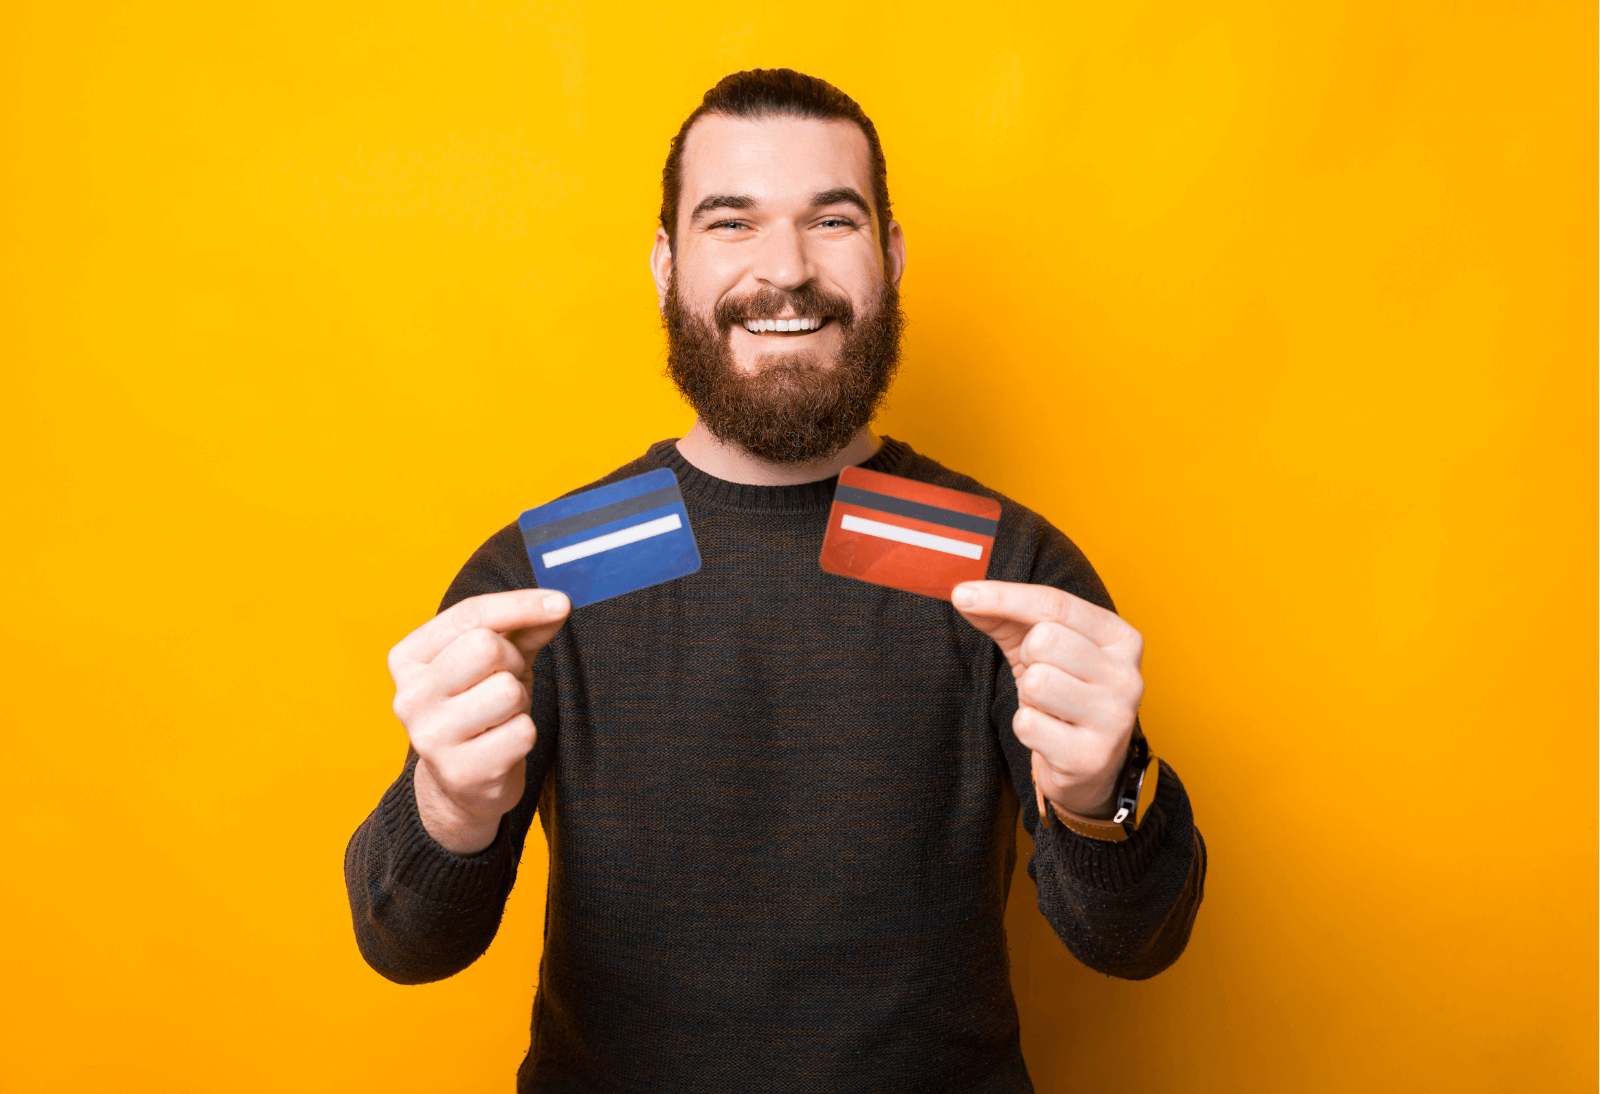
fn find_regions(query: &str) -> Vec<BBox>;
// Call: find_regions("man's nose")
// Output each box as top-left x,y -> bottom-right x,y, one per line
751,221 -> 812,292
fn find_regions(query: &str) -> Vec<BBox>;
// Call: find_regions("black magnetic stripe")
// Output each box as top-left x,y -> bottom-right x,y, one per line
834,484 -> 998,537
522,485 -> 684,547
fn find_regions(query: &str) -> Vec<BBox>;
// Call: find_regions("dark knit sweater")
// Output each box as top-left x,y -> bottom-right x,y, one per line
345,438 -> 1205,1093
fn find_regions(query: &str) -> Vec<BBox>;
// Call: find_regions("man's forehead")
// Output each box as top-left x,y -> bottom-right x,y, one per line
679,114 -> 874,211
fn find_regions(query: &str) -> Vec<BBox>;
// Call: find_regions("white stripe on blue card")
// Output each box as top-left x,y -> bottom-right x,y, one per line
518,468 -> 700,608
541,513 -> 683,568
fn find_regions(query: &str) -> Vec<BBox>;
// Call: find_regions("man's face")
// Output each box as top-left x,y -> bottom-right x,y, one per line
651,113 -> 907,463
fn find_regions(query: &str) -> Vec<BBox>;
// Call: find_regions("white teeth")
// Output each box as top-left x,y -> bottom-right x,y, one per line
741,317 -> 822,333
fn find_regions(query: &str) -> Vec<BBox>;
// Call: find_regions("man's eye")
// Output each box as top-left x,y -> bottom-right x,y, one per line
818,218 -> 854,229
710,219 -> 749,230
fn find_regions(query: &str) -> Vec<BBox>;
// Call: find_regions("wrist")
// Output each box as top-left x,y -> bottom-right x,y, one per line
1050,775 -> 1120,820
1037,733 -> 1160,844
413,762 -> 501,855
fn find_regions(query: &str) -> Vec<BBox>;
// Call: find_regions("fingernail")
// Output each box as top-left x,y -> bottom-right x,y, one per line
543,593 -> 568,614
951,584 -> 977,608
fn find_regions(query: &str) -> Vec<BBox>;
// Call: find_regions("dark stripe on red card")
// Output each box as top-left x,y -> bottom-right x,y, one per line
521,484 -> 682,546
833,483 -> 1000,537
819,466 -> 999,602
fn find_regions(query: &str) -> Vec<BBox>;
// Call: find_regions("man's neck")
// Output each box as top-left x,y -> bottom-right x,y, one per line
675,422 -> 881,486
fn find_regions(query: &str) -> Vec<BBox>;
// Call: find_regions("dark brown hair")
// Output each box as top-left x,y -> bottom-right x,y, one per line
659,69 -> 893,255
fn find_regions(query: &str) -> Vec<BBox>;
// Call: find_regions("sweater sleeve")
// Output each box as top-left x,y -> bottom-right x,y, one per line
344,522 -> 556,984
994,520 -> 1207,980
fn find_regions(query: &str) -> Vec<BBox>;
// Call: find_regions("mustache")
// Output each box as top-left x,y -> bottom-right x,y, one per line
713,284 -> 856,330
663,270 -> 905,465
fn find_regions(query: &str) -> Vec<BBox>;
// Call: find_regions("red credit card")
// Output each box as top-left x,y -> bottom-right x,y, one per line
819,466 -> 1001,601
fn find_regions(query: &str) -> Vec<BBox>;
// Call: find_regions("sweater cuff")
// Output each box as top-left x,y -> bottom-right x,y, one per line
1041,760 -> 1193,894
377,758 -> 514,906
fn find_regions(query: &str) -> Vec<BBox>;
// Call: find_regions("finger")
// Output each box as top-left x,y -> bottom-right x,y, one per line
505,616 -> 570,664
1014,705 -> 1119,781
1017,661 -> 1130,730
391,589 -> 571,667
424,716 -> 535,816
952,581 -> 1130,649
1012,703 -> 1097,765
425,627 -> 528,698
1018,621 -> 1105,679
412,670 -> 529,751
441,715 -> 537,800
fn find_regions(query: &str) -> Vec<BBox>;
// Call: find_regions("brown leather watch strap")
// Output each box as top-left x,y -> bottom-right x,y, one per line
1034,751 -> 1161,843
1048,803 -> 1130,842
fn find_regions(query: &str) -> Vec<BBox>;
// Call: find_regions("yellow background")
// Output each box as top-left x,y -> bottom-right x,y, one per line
3,1 -> 1594,1090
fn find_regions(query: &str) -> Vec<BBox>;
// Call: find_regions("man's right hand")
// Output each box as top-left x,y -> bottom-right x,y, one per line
387,589 -> 571,855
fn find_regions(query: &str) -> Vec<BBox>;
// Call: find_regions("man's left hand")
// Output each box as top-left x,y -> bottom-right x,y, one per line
952,581 -> 1144,821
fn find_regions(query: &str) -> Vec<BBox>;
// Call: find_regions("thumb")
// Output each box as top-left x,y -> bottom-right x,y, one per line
507,591 -> 570,661
952,583 -> 1029,664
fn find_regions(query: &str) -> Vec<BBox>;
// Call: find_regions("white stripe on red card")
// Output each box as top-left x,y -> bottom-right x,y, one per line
838,514 -> 984,559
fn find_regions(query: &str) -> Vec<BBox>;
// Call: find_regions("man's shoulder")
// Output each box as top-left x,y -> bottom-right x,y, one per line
437,444 -> 671,612
886,440 -> 1115,613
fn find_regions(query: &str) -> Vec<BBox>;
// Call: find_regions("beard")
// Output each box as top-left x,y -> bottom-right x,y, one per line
663,272 -> 904,465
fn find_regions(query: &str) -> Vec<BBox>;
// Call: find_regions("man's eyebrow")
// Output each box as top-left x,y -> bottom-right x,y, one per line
811,188 -> 871,216
690,194 -> 757,220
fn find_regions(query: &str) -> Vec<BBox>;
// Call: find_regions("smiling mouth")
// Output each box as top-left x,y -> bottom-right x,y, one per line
740,317 -> 830,335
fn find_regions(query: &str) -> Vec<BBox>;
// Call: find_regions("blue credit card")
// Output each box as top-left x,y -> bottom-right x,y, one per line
518,468 -> 701,608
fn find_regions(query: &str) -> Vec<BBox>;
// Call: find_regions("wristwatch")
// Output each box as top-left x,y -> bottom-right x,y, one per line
1037,731 -> 1160,843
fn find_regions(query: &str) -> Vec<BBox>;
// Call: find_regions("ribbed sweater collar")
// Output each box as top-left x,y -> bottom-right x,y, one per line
647,436 -> 913,513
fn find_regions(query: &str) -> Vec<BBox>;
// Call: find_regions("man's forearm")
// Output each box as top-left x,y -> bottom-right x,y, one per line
1029,761 -> 1205,980
345,755 -> 522,985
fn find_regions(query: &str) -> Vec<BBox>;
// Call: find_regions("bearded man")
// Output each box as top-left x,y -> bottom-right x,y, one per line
346,69 -> 1205,1093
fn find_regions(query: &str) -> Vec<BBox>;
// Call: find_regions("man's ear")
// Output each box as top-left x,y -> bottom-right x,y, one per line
650,228 -> 673,311
885,220 -> 907,289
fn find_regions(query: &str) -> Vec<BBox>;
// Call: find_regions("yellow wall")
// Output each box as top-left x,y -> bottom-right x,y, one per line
3,2 -> 1593,1090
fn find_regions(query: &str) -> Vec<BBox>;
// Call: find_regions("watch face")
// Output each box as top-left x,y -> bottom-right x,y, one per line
1113,735 -> 1150,822
1134,756 -> 1160,828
